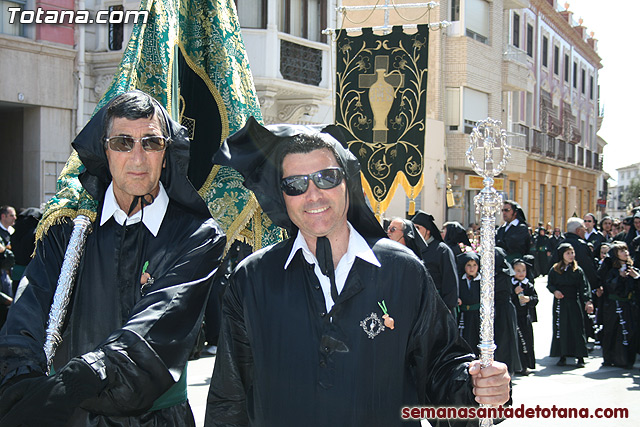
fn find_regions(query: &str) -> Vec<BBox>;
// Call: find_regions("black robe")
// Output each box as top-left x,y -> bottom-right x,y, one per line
496,221 -> 531,262
457,274 -> 481,355
205,237 -> 477,427
494,272 -> 522,374
532,234 -> 550,277
0,201 -> 225,425
598,262 -> 639,368
421,240 -> 459,311
511,278 -> 538,369
547,266 -> 591,358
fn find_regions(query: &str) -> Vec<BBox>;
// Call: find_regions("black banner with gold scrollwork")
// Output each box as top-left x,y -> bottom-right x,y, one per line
335,25 -> 428,216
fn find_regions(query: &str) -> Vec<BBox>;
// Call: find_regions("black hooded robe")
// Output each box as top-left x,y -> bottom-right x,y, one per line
510,278 -> 538,370
206,237 -> 477,427
0,92 -> 226,425
421,242 -> 459,312
547,266 -> 591,359
205,118 -> 478,427
598,260 -> 639,368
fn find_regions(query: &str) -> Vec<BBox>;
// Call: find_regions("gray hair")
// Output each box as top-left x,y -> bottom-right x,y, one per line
566,217 -> 584,234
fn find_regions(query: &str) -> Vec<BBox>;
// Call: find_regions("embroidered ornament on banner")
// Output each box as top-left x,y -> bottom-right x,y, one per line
335,25 -> 429,216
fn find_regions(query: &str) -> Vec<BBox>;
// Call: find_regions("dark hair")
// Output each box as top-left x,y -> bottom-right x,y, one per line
584,213 -> 598,229
103,91 -> 169,143
609,241 -> 629,269
278,133 -> 343,177
0,206 -> 14,216
553,243 -> 577,273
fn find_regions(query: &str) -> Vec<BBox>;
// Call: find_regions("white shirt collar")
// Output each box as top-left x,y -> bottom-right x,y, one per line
100,182 -> 169,237
512,276 -> 530,285
285,222 -> 381,270
463,273 -> 481,281
506,218 -> 520,228
0,223 -> 13,235
284,222 -> 380,313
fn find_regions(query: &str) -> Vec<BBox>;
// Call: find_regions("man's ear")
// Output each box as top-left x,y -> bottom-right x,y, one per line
163,154 -> 167,169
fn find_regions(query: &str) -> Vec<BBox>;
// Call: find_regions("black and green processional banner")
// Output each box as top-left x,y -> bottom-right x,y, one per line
336,25 -> 429,217
37,0 -> 282,252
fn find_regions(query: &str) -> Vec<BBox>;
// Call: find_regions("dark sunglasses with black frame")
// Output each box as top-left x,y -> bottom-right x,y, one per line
280,167 -> 344,196
105,135 -> 169,152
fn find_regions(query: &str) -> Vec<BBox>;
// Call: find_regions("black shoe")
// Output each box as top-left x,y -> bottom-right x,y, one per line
576,358 -> 585,368
517,368 -> 531,376
556,357 -> 566,366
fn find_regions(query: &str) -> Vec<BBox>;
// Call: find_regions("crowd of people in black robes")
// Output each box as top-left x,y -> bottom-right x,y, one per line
386,207 -> 640,378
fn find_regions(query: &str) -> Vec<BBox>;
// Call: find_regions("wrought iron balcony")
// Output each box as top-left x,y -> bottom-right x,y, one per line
280,40 -> 323,86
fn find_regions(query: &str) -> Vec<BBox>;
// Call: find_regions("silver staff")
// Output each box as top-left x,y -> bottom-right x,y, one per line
466,118 -> 510,427
43,214 -> 93,373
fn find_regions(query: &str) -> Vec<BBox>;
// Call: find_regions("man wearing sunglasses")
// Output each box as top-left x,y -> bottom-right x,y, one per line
206,118 -> 510,427
495,200 -> 532,263
0,91 -> 225,426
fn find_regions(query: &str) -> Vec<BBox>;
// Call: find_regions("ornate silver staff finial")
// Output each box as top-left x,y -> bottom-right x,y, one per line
466,118 -> 510,427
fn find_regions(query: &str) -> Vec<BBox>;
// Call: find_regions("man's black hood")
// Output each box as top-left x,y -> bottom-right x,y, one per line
71,90 -> 210,218
400,219 -> 428,259
410,210 -> 443,242
213,116 -> 385,238
444,221 -> 471,248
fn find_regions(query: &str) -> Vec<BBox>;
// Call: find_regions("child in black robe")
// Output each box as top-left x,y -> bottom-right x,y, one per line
456,252 -> 481,355
511,258 -> 538,374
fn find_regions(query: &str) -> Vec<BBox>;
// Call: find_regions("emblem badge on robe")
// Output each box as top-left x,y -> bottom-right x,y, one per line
360,312 -> 385,339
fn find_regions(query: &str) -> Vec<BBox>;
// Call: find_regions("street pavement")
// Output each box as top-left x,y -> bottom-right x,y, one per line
186,275 -> 639,426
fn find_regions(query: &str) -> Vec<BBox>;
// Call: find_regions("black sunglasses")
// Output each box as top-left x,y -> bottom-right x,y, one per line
105,135 -> 168,152
281,168 -> 344,196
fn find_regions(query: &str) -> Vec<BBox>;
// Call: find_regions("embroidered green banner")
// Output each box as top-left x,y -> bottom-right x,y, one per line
335,25 -> 428,216
37,0 -> 282,251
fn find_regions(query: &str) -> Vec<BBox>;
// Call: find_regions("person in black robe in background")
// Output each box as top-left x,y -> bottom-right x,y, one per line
0,91 -> 226,426
205,118 -> 510,427
443,221 -> 471,257
532,227 -> 550,277
9,207 -> 42,295
410,210 -> 460,312
584,213 -> 605,256
494,247 -> 523,375
510,258 -> 538,375
597,241 -> 639,368
496,200 -> 531,263
547,243 -> 594,368
456,252 -> 481,356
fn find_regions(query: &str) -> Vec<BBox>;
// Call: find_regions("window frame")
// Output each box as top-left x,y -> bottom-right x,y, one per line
513,12 -> 520,48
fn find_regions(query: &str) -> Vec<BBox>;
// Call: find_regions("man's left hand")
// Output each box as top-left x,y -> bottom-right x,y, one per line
468,360 -> 510,406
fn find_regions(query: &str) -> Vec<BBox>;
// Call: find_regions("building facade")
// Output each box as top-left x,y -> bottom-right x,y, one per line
607,162 -> 640,220
445,0 -> 605,229
0,0 -> 77,208
1,0 -> 606,231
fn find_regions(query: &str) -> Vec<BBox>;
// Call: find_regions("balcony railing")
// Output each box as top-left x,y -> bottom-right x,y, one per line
566,144 -> 575,164
280,39 -> 323,86
503,44 -> 528,64
577,146 -> 584,166
545,135 -> 556,158
557,140 -> 566,161
514,123 -> 530,150
531,130 -> 544,154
